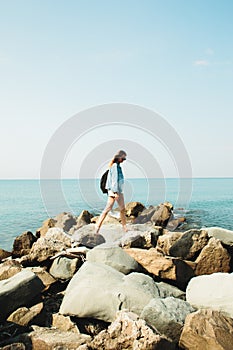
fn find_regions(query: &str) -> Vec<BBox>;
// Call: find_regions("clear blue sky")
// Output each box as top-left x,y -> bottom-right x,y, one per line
0,0 -> 232,178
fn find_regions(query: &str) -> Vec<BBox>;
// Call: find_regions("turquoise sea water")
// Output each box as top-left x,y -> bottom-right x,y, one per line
0,178 -> 233,251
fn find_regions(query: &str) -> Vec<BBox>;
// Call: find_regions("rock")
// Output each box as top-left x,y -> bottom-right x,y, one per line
125,201 -> 145,217
169,229 -> 209,260
141,297 -> 195,343
52,313 -> 79,333
124,248 -> 195,289
0,260 -> 22,281
53,212 -> 77,232
26,228 -> 71,263
179,309 -> 233,350
69,210 -> 94,235
134,202 -> 173,227
25,325 -> 91,350
151,202 -> 173,227
90,311 -> 175,350
60,261 -> 160,322
7,303 -> 44,327
49,256 -> 80,280
86,246 -> 140,274
0,270 -> 45,321
195,237 -> 231,275
36,218 -> 56,238
157,231 -> 184,255
120,225 -> 163,249
186,272 -> 233,318
166,217 -> 186,231
71,224 -> 105,248
205,227 -> 233,246
0,248 -> 11,261
25,267 -> 56,288
156,282 -> 186,300
12,231 -> 37,258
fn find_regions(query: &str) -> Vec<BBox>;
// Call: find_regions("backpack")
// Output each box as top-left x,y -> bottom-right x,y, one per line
100,169 -> 109,194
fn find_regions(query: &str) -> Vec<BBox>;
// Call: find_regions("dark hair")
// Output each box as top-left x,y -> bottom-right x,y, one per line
109,150 -> 127,167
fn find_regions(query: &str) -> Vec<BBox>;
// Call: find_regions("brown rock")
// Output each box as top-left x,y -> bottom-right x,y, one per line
124,248 -> 194,289
7,303 -> 44,327
195,237 -> 231,275
151,202 -> 173,227
0,260 -> 22,281
36,218 -> 56,238
90,311 -> 175,350
53,212 -> 77,232
169,229 -> 209,260
12,231 -> 37,258
69,210 -> 94,234
52,313 -> 79,333
157,232 -> 184,255
179,309 -> 233,350
25,267 -> 56,289
0,248 -> 11,261
125,201 -> 145,217
26,325 -> 91,350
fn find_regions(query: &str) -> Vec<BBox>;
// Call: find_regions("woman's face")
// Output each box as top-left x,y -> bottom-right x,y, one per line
119,155 -> 126,163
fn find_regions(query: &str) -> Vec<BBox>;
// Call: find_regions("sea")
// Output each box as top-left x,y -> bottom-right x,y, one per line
0,178 -> 233,251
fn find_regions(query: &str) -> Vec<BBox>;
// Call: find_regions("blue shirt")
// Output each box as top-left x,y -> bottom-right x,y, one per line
105,163 -> 124,193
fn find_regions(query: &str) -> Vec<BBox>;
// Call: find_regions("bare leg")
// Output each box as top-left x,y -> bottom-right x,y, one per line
116,193 -> 128,232
95,196 -> 115,234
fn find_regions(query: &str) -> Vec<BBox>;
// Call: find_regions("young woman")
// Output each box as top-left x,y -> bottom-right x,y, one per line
95,150 -> 128,234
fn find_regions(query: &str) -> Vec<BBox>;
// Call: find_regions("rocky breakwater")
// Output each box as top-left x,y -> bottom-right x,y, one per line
1,203 -> 233,349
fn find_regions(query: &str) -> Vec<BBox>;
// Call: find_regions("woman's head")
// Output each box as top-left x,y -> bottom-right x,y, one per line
109,150 -> 127,166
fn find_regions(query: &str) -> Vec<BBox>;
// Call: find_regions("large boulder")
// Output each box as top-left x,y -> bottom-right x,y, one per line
12,231 -> 37,258
124,248 -> 195,289
0,270 -> 45,321
179,309 -> 233,350
157,231 -> 184,255
90,311 -> 175,350
60,261 -> 160,322
49,256 -> 80,280
141,297 -> 195,343
134,202 -> 173,227
86,246 -> 140,274
71,224 -> 105,248
36,218 -> 56,238
186,272 -> 233,318
169,229 -> 209,260
204,227 -> 233,246
0,260 -> 22,281
25,228 -> 71,263
53,212 -> 77,232
125,201 -> 145,217
120,225 -> 163,249
194,237 -> 230,275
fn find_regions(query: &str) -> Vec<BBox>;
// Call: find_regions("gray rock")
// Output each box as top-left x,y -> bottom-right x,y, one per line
53,212 -> 77,232
87,246 -> 140,274
134,202 -> 173,227
60,261 -> 160,322
71,224 -> 105,248
140,297 -> 195,342
0,270 -> 45,321
49,256 -> 80,280
204,227 -> 233,246
156,282 -> 186,300
120,226 -> 163,249
186,272 -> 233,318
169,229 -> 209,260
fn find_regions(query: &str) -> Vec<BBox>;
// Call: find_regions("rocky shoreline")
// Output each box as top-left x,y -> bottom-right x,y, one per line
1,201 -> 233,349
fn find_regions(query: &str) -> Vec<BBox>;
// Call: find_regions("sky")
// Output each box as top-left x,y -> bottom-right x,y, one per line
0,0 -> 233,179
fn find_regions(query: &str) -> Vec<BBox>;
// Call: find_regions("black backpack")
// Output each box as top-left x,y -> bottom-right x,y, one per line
100,169 -> 109,194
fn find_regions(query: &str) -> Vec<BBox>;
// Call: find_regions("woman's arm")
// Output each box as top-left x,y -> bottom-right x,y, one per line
110,164 -> 118,193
